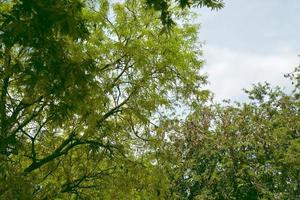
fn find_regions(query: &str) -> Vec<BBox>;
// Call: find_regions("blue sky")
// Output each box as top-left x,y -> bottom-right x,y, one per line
194,0 -> 300,101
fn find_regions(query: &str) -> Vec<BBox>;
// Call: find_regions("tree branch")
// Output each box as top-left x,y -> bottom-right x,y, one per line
23,134 -> 119,173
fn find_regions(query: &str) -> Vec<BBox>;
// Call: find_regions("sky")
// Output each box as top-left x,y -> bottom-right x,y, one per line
194,0 -> 300,102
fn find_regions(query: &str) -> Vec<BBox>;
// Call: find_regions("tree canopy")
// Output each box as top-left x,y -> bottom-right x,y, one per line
0,0 -> 206,198
158,70 -> 300,199
0,0 -> 299,199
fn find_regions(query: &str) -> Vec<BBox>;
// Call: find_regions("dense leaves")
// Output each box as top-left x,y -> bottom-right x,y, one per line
159,68 -> 300,199
0,0 -> 206,198
146,0 -> 224,26
0,0 -> 299,199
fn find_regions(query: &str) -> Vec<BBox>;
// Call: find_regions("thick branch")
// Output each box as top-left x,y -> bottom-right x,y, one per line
23,135 -> 117,173
0,77 -> 9,135
23,134 -> 78,173
0,47 -> 11,134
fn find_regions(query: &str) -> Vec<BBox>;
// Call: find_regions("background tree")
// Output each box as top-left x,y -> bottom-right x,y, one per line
159,67 -> 300,199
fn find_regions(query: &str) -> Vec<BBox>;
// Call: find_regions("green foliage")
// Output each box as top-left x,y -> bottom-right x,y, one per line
146,0 -> 224,27
0,0 -> 205,198
161,69 -> 300,199
1,0 -> 299,199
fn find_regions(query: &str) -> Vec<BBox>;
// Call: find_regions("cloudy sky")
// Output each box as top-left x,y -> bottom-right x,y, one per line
195,0 -> 300,102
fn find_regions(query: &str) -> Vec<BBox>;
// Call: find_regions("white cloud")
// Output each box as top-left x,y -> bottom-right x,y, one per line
202,45 -> 299,102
